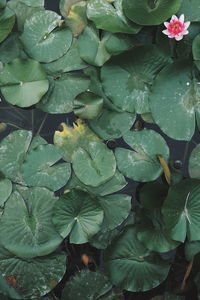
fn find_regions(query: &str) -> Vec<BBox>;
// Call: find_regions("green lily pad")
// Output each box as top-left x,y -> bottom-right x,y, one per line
20,10 -> 73,62
115,129 -> 169,182
150,60 -> 196,141
88,108 -> 136,139
72,141 -> 116,187
162,179 -> 200,242
0,179 -> 12,207
54,120 -> 100,162
104,226 -> 171,292
0,0 -> 6,8
179,0 -> 200,22
101,45 -> 171,113
89,227 -> 119,250
43,39 -> 88,75
0,33 -> 26,64
0,130 -> 32,184
87,0 -> 141,34
0,58 -> 49,108
74,91 -> 104,119
53,189 -> 104,243
188,143 -> 200,179
64,1 -> 87,37
20,0 -> 44,7
0,7 -> 15,43
67,169 -> 127,196
122,0 -> 182,25
0,247 -> 66,299
105,32 -> 137,55
0,186 -> 63,258
37,73 -> 90,114
21,144 -> 71,191
185,240 -> 200,261
59,0 -> 83,18
78,25 -> 111,67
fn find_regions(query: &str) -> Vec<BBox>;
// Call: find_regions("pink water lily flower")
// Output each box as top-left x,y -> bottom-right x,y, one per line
162,14 -> 190,41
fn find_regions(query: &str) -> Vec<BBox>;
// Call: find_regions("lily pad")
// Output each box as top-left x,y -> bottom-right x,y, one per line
188,143 -> 200,179
0,58 -> 49,107
20,0 -> 44,7
20,10 -> 73,62
104,226 -> 171,292
0,179 -> 12,207
0,186 -> 63,258
21,144 -> 71,191
162,179 -> 200,242
0,6 -> 15,43
0,33 -> 26,64
101,45 -> 171,113
115,129 -> 169,182
72,141 -> 116,187
122,0 -> 182,25
64,1 -> 87,37
179,0 -> 200,22
87,0 -> 141,34
37,73 -> 90,114
53,189 -> 104,243
185,240 -> 200,261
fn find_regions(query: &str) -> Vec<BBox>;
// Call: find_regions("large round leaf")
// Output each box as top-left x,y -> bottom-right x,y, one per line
179,0 -> 200,22
0,33 -> 26,64
53,189 -> 104,243
0,247 -> 66,299
104,226 -> 171,292
0,179 -> 12,207
20,0 -> 44,7
115,129 -> 169,182
150,60 -> 195,141
0,186 -> 63,258
20,10 -> 72,62
188,143 -> 200,179
88,108 -> 136,139
37,73 -> 90,114
54,119 -> 100,162
122,0 -> 182,25
87,0 -> 141,34
0,7 -> 15,43
0,58 -> 49,107
72,141 -> 116,187
162,179 -> 200,242
21,144 -> 71,191
101,45 -> 171,113
0,130 -> 32,184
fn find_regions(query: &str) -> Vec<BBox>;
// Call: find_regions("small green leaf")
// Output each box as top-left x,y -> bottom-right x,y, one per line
0,7 -> 15,43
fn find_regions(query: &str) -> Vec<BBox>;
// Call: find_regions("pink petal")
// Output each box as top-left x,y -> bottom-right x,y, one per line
179,14 -> 184,23
171,15 -> 178,21
183,30 -> 189,35
175,35 -> 183,41
164,22 -> 169,28
184,21 -> 190,29
162,29 -> 169,35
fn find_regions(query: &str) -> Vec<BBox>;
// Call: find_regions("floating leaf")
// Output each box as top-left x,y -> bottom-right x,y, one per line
185,240 -> 200,261
21,144 -> 71,191
87,0 -> 141,34
54,119 -> 100,162
179,0 -> 200,22
105,32 -> 136,55
53,189 -> 104,243
115,129 -> 169,182
0,7 -> 15,43
0,178 -> 12,207
162,179 -> 200,242
0,33 -> 26,64
188,143 -> 200,179
72,141 -> 116,187
74,91 -> 104,119
122,0 -> 182,25
89,227 -> 119,250
0,186 -> 62,258
20,0 -> 44,7
20,10 -> 72,62
101,45 -> 171,113
64,1 -> 87,37
104,226 -> 171,292
0,58 -> 49,107
37,73 -> 90,114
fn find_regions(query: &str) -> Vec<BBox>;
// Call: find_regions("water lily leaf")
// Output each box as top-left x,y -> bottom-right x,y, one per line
115,129 -> 169,182
74,91 -> 104,119
0,33 -> 26,64
162,179 -> 200,242
87,0 -> 141,34
61,269 -> 122,300
0,6 -> 15,43
0,247 -> 66,299
193,34 -> 200,70
150,60 -> 195,141
188,143 -> 200,179
37,73 -> 90,114
179,0 -> 200,22
89,227 -> 119,249
67,169 -> 127,196
105,32 -> 137,55
72,141 -> 116,187
21,144 -> 71,191
0,273 -> 21,299
122,0 -> 182,25
59,0 -> 82,18
0,179 -> 12,207
20,10 -> 73,62
53,189 -> 104,243
43,39 -> 87,75
28,135 -> 48,152
78,25 -> 111,67
0,130 -> 32,184
101,45 -> 171,113
88,108 -> 136,139
20,0 -> 44,7
64,1 -> 87,37
104,226 -> 171,292
0,0 -> 6,8
0,58 -> 49,107
98,194 -> 131,230
0,186 -> 63,258
185,240 -> 200,261
54,119 -> 100,162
